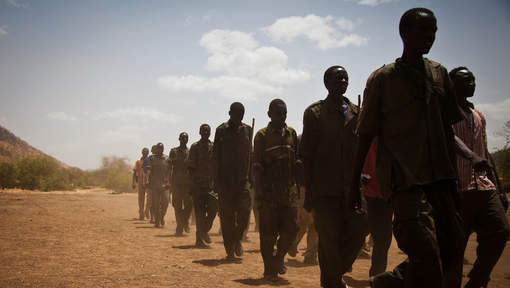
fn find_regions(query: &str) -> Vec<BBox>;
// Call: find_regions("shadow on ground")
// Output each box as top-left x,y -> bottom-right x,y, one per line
344,275 -> 369,288
233,277 -> 290,286
193,258 -> 243,266
285,258 -> 316,268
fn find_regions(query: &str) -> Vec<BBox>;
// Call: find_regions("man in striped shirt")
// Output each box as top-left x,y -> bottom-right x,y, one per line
451,66 -> 509,288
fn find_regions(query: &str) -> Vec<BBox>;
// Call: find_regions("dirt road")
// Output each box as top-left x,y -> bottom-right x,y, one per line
0,188 -> 509,287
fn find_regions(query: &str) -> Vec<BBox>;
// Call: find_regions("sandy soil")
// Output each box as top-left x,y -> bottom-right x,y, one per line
0,188 -> 509,288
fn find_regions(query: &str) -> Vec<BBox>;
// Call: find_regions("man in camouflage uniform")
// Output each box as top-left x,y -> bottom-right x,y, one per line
145,142 -> 170,228
349,8 -> 466,288
132,147 -> 150,220
300,66 -> 368,288
253,99 -> 299,282
169,132 -> 193,236
213,102 -> 252,259
188,124 -> 218,248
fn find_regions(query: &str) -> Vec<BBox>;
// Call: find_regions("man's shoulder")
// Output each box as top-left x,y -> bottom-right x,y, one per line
286,125 -> 297,135
305,100 -> 324,114
368,63 -> 397,81
256,126 -> 269,137
216,122 -> 229,131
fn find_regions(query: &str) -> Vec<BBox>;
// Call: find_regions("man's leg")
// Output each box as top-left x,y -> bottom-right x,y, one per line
182,188 -> 193,232
152,188 -> 162,227
145,188 -> 152,220
275,206 -> 298,273
314,199 -> 343,288
218,189 -> 235,257
366,196 -> 393,276
138,184 -> 145,219
289,205 -> 308,257
339,204 -> 369,275
160,188 -> 169,225
173,187 -> 184,234
204,193 -> 218,233
193,190 -> 206,245
304,217 -> 319,264
464,189 -> 510,288
372,186 -> 443,288
233,188 -> 251,253
259,205 -> 278,278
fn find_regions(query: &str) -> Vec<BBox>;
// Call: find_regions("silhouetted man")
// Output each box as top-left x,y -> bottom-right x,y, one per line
350,8 -> 465,288
188,124 -> 218,248
301,66 -> 367,288
450,66 -> 509,288
145,143 -> 170,228
169,132 -> 192,236
253,99 -> 299,282
133,147 -> 150,220
213,102 -> 252,259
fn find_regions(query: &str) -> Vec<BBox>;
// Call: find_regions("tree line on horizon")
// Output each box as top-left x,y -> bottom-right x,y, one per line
0,155 -> 133,193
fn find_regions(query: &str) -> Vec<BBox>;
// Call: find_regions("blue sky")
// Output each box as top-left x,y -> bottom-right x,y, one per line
1,0 -> 509,169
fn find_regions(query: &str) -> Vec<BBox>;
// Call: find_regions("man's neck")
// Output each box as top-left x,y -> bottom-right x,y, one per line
400,49 -> 424,69
179,144 -> 187,149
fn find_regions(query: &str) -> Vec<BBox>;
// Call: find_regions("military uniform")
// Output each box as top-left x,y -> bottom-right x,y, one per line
188,138 -> 218,246
253,122 -> 299,277
300,95 -> 368,288
357,58 -> 465,287
169,146 -> 192,234
145,153 -> 170,227
213,120 -> 252,257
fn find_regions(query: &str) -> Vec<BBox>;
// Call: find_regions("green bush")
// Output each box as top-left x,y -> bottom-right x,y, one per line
0,162 -> 18,188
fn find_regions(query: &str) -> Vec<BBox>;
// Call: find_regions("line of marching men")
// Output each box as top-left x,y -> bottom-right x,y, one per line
131,7 -> 509,288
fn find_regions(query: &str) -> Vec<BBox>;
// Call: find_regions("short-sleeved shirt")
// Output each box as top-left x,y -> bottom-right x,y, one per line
453,104 -> 495,192
146,154 -> 170,189
253,122 -> 299,206
188,139 -> 214,189
169,146 -> 190,187
213,120 -> 252,188
357,58 -> 462,199
300,95 -> 359,202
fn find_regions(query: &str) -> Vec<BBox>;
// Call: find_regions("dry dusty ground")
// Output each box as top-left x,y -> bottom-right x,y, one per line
0,188 -> 509,288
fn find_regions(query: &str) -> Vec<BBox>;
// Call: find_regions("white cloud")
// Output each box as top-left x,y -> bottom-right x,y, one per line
0,116 -> 7,126
96,107 -> 181,124
6,0 -> 28,8
158,29 -> 310,100
347,0 -> 398,7
47,112 -> 77,121
262,14 -> 368,50
101,124 -> 145,144
477,98 -> 510,121
0,25 -> 7,37
476,98 -> 510,150
158,75 -> 282,101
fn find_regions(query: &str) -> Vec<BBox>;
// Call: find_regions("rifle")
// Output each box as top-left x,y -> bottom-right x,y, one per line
248,118 -> 255,184
487,150 -> 508,211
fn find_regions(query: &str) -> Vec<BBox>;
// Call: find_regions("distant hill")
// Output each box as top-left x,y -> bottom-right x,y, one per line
0,125 -> 68,168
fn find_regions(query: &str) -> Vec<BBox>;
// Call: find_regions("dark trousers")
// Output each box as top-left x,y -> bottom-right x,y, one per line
313,198 -> 368,288
151,187 -> 169,226
461,189 -> 509,288
172,184 -> 192,233
218,185 -> 251,255
372,180 -> 464,288
366,196 -> 393,277
258,204 -> 298,276
192,186 -> 218,243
